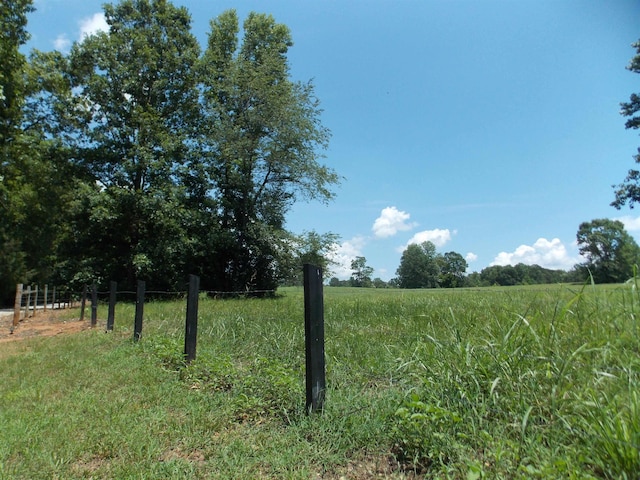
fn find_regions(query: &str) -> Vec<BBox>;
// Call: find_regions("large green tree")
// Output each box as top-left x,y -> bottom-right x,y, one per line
199,10 -> 338,292
576,218 -> 640,283
612,39 -> 640,209
438,251 -> 468,288
396,241 -> 441,289
60,0 -> 201,289
0,0 -> 37,303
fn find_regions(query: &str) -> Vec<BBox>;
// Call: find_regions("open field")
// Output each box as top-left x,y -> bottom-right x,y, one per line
1,284 -> 639,479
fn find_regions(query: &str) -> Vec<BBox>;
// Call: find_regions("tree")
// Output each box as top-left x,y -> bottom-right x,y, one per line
350,256 -> 373,287
59,0 -> 202,289
576,218 -> 640,283
396,241 -> 440,289
199,10 -> 338,292
612,39 -> 640,209
438,251 -> 468,288
0,0 -> 37,303
280,230 -> 340,286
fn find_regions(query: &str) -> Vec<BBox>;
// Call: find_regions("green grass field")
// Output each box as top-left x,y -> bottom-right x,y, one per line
1,283 -> 639,479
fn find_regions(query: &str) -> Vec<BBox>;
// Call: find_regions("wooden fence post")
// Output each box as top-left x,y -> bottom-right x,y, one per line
134,280 -> 145,342
91,283 -> 98,328
24,286 -> 31,318
11,284 -> 23,333
52,286 -> 56,310
106,281 -> 117,331
303,264 -> 326,413
183,274 -> 200,363
80,285 -> 87,321
43,284 -> 48,312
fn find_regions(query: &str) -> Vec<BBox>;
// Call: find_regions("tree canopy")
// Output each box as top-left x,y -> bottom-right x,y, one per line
576,218 -> 640,283
0,0 -> 339,303
395,241 -> 442,289
612,39 -> 640,209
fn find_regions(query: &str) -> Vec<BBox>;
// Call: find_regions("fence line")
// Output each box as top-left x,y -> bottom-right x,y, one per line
9,268 -> 327,412
10,283 -> 76,334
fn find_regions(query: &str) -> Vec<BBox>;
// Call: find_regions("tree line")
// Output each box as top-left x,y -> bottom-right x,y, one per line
330,218 -> 640,289
1,0 -> 340,304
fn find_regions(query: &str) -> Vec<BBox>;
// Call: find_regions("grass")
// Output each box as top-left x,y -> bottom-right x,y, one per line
1,283 -> 639,478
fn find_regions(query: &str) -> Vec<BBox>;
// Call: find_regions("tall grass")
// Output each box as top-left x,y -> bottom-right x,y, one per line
1,284 -> 638,478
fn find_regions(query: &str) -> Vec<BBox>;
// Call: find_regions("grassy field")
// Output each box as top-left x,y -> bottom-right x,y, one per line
1,283 -> 639,479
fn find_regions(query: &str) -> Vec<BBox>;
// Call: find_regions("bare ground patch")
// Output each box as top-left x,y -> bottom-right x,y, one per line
0,308 -> 89,346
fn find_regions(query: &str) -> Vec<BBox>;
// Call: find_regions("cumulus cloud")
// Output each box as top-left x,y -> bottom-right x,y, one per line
465,252 -> 478,263
490,237 -> 580,270
326,236 -> 366,279
401,228 -> 454,251
615,215 -> 640,232
54,34 -> 71,52
372,206 -> 416,238
79,13 -> 108,40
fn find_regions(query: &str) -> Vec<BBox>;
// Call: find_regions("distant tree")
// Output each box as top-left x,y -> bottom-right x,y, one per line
438,251 -> 468,288
350,256 -> 373,287
372,277 -> 387,288
387,277 -> 400,288
576,218 -> 640,283
396,241 -> 440,288
612,39 -> 640,209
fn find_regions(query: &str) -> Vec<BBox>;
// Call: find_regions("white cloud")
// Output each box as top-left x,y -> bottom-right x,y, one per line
54,34 -> 71,52
615,215 -> 640,232
79,13 -> 108,40
465,252 -> 478,262
490,237 -> 580,270
401,228 -> 453,251
327,236 -> 366,279
372,206 -> 416,238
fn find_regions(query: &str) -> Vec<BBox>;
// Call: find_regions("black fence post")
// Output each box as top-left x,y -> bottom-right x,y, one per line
303,264 -> 326,413
106,281 -> 117,331
80,285 -> 87,321
91,283 -> 98,328
184,274 -> 200,363
134,280 -> 145,342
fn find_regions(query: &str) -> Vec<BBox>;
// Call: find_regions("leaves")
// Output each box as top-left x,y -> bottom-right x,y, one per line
612,40 -> 640,209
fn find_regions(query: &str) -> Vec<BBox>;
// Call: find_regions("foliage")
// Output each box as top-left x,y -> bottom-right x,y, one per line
469,262 -> 577,287
349,256 -> 373,287
576,218 -> 640,283
280,230 -> 340,286
612,39 -> 640,209
0,0 -> 338,298
392,395 -> 462,470
0,0 -> 33,302
59,0 -> 201,290
394,243 -> 469,289
198,9 -> 338,293
437,251 -> 468,288
0,0 -> 80,303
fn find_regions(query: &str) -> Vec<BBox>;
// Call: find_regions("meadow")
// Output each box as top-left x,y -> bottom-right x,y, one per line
1,283 -> 638,479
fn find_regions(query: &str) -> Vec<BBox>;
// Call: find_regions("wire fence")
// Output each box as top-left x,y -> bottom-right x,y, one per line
8,267 -> 326,413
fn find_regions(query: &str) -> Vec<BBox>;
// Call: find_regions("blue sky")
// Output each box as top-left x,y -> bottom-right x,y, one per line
25,0 -> 640,280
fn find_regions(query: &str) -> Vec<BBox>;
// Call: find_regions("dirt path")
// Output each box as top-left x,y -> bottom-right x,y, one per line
0,308 -> 90,344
